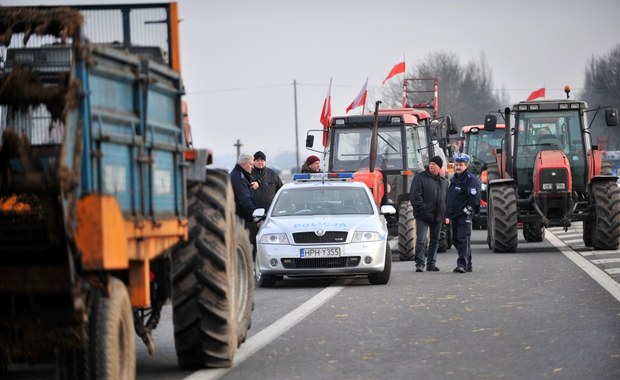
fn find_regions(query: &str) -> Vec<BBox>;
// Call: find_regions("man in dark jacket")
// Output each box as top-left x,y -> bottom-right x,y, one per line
230,153 -> 260,256
447,153 -> 481,273
409,156 -> 449,272
252,151 -> 283,211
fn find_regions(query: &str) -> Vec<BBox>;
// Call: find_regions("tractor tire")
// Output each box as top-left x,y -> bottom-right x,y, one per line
172,169 -> 251,369
57,278 -> 136,380
591,181 -> 620,250
583,220 -> 593,247
398,201 -> 416,261
437,223 -> 451,252
486,163 -> 500,182
488,184 -> 518,253
601,161 -> 613,175
368,245 -> 392,285
523,222 -> 545,242
233,216 -> 254,346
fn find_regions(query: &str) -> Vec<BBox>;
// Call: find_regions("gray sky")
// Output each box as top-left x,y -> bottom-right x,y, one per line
3,0 -> 620,168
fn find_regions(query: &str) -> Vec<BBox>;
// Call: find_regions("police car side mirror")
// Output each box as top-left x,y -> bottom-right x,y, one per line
252,208 -> 265,220
380,205 -> 396,215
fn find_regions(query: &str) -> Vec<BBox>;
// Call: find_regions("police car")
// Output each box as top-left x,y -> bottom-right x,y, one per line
253,173 -> 396,287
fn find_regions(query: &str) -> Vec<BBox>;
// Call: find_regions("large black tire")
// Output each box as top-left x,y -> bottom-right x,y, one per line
368,245 -> 392,285
437,223 -> 451,252
488,184 -> 518,253
523,222 -> 545,242
591,181 -> 620,250
583,220 -> 593,247
601,161 -> 613,175
486,163 -> 500,182
57,278 -> 136,380
398,201 -> 416,261
233,217 -> 254,346
172,169 -> 250,369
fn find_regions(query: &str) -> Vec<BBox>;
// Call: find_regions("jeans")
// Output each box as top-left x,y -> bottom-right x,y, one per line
414,218 -> 442,266
451,214 -> 472,269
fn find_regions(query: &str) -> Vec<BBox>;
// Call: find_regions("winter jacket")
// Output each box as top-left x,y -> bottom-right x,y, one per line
230,164 -> 256,221
251,166 -> 283,210
409,169 -> 448,223
446,169 -> 481,219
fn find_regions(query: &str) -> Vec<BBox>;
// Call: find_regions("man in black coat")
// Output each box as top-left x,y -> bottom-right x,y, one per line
251,151 -> 283,211
409,156 -> 449,272
230,152 -> 260,256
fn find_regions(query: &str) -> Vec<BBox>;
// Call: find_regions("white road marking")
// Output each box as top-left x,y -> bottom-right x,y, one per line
184,282 -> 349,380
608,268 -> 620,275
545,231 -> 620,303
591,258 -> 620,265
563,238 -> 584,244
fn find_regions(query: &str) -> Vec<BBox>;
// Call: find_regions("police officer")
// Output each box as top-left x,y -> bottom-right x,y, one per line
446,153 -> 481,273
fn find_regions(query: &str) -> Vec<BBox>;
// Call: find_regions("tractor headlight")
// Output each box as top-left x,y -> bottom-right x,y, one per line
542,183 -> 553,190
556,183 -> 566,190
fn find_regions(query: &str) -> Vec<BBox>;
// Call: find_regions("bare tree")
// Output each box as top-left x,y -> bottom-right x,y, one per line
381,51 -> 506,129
581,44 -> 620,150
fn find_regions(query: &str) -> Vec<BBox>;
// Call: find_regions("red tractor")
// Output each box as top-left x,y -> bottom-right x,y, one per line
458,124 -> 506,229
306,102 -> 456,260
484,89 -> 619,252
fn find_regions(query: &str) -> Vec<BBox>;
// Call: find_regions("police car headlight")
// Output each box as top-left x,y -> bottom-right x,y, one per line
352,231 -> 381,242
259,233 -> 289,244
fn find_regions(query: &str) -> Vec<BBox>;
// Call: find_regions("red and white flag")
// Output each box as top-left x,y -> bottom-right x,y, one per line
320,78 -> 332,147
527,87 -> 545,101
382,56 -> 405,85
346,78 -> 368,113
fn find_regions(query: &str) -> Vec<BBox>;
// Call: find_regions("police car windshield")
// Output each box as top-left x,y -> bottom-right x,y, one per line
270,187 -> 373,216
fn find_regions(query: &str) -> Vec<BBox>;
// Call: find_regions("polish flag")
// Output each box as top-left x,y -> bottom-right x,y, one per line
527,87 -> 545,101
382,56 -> 405,85
320,78 -> 332,147
346,78 -> 368,113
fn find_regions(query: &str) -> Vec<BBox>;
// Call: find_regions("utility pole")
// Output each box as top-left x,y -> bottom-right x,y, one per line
234,139 -> 243,160
293,80 -> 300,171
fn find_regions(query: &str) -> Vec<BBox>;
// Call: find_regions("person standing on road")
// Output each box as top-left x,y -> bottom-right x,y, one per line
301,155 -> 322,173
410,156 -> 449,272
252,150 -> 283,211
231,153 -> 260,257
447,153 -> 480,273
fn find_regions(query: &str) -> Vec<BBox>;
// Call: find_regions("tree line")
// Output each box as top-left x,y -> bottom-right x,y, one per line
380,46 -> 620,150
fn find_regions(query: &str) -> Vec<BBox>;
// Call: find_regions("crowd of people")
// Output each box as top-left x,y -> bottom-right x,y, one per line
230,150 -> 480,275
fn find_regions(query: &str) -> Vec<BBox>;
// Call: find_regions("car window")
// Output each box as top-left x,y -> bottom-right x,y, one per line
271,187 -> 373,216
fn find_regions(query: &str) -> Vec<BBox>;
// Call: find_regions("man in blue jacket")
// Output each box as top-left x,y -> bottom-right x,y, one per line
231,153 -> 260,257
447,153 -> 481,273
409,156 -> 449,272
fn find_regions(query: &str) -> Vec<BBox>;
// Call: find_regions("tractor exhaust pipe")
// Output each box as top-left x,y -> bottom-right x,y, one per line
369,101 -> 381,172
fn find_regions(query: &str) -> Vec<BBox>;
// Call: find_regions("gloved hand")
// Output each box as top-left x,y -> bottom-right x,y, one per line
463,206 -> 473,215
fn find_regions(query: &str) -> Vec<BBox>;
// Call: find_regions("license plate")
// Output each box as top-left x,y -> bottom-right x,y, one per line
300,247 -> 341,258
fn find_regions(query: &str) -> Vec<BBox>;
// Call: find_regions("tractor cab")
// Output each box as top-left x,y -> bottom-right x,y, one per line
483,95 -> 619,253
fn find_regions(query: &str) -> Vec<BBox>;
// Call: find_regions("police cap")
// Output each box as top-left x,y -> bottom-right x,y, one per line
453,153 -> 471,163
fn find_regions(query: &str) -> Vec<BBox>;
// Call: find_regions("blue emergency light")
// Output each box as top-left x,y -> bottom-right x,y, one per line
293,172 -> 354,181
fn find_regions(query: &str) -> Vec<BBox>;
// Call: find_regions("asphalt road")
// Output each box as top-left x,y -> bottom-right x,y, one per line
6,223 -> 620,379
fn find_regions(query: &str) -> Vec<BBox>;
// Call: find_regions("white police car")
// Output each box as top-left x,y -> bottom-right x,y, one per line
253,173 -> 396,287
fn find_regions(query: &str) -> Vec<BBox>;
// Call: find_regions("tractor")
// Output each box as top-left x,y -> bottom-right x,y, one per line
458,124 -> 506,229
484,88 -> 619,252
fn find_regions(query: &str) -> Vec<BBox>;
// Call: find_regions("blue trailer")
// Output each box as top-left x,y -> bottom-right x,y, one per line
0,4 -> 253,377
